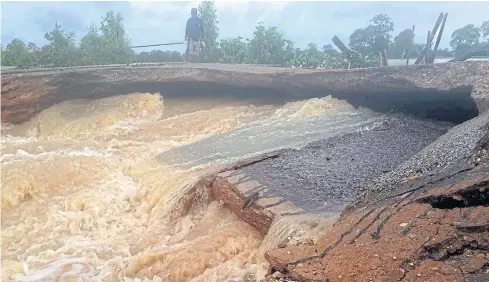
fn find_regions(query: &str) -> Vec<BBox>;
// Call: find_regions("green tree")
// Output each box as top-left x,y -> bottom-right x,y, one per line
198,1 -> 220,62
136,50 -> 185,63
1,44 -> 4,65
349,26 -> 376,55
389,29 -> 415,59
2,39 -> 28,66
169,51 -> 184,62
218,37 -> 249,64
349,14 -> 394,57
322,44 -> 340,56
26,42 -> 41,66
370,14 -> 394,41
247,23 -> 294,65
450,24 -> 481,56
43,22 -> 77,67
78,24 -> 104,65
137,50 -> 171,62
2,39 -> 39,68
98,11 -> 135,64
480,20 -> 489,41
291,43 -> 325,68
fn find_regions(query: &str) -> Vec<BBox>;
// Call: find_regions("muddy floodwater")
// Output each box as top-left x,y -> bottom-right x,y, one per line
2,92 -> 396,281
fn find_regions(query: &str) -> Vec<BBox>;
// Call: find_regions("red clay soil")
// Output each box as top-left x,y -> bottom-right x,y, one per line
0,76 -> 58,123
264,167 -> 489,282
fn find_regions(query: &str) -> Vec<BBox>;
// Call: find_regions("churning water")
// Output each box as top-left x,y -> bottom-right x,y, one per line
1,92 -> 383,281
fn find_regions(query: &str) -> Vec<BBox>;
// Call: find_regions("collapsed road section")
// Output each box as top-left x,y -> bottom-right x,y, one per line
1,62 -> 488,282
1,62 -> 487,124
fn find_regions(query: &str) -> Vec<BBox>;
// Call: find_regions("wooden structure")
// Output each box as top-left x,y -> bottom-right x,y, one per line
329,12 -> 470,68
332,36 -> 353,69
414,13 -> 444,64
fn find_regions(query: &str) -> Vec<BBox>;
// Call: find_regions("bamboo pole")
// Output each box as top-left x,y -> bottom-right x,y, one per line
430,13 -> 448,63
448,48 -> 485,62
414,12 -> 444,64
424,30 -> 431,64
332,36 -> 353,68
382,49 -> 389,66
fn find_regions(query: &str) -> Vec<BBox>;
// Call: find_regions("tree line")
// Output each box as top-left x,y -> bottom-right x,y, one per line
2,2 -> 488,69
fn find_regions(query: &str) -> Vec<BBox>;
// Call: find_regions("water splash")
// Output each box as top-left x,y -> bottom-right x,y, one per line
1,92 -> 373,281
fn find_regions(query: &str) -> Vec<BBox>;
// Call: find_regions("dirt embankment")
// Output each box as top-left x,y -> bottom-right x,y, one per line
177,112 -> 488,282
2,62 -> 489,282
2,62 -> 488,124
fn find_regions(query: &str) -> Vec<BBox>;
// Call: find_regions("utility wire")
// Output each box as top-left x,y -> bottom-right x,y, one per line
130,42 -> 185,49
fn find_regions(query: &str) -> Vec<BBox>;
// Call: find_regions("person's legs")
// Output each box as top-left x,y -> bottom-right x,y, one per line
185,40 -> 190,62
187,39 -> 200,63
193,40 -> 201,63
188,39 -> 197,63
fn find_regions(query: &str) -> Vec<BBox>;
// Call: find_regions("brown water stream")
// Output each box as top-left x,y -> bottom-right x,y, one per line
1,92 -> 379,281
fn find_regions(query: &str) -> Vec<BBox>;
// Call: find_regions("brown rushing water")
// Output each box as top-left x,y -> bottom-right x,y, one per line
1,92 -> 380,282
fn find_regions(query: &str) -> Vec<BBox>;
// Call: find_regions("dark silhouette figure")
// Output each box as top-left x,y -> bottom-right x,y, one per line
185,8 -> 205,63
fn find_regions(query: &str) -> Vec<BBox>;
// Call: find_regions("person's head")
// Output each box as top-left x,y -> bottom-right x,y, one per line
191,8 -> 197,17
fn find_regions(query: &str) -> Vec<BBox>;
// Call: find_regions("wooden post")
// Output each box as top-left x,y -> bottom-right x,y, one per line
424,30 -> 431,64
430,13 -> 448,63
332,36 -> 353,68
332,36 -> 350,55
448,48 -> 484,62
414,13 -> 444,64
383,49 -> 388,66
405,25 -> 415,66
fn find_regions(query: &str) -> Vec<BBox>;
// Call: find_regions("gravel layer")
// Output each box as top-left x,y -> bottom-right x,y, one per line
357,111 -> 489,206
238,114 -> 453,212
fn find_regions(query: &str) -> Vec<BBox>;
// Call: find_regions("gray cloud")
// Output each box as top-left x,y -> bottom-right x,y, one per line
1,1 -> 488,52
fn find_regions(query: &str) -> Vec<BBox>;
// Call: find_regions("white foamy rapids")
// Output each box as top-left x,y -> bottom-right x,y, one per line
272,95 -> 358,119
2,92 -> 361,281
4,93 -> 165,139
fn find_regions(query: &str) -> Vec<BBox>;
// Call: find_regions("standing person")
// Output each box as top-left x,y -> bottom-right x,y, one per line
185,8 -> 205,63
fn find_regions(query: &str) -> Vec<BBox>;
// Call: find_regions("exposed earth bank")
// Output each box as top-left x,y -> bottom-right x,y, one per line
189,111 -> 488,282
2,62 -> 489,282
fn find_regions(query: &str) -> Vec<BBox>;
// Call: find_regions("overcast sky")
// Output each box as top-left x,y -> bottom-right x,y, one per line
1,1 -> 488,53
